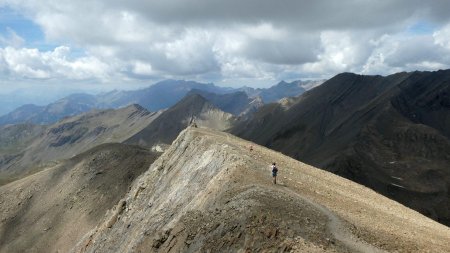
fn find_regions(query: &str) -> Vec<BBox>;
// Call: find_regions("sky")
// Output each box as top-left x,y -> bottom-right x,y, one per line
1,0 -> 450,93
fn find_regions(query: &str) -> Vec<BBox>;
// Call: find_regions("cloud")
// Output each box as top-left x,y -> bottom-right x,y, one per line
1,0 -> 450,88
0,27 -> 24,47
0,46 -> 112,80
361,31 -> 450,74
434,24 -> 450,50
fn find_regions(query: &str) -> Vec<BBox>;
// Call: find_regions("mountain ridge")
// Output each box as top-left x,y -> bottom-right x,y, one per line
71,127 -> 450,252
0,104 -> 160,180
0,79 -> 318,125
125,93 -> 236,148
0,142 -> 158,253
232,69 -> 450,225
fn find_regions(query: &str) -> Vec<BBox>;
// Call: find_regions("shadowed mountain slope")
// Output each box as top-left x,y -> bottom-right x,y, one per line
71,127 -> 450,253
96,80 -> 233,111
0,80 -> 231,125
232,69 -> 450,225
0,104 -> 44,125
0,104 -> 160,179
0,94 -> 98,125
125,94 -> 236,148
258,80 -> 306,103
0,79 -> 321,126
0,143 -> 158,253
240,80 -> 325,103
187,89 -> 263,117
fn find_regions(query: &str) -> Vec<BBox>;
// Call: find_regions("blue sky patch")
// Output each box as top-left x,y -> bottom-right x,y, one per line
0,6 -> 47,48
406,21 -> 437,35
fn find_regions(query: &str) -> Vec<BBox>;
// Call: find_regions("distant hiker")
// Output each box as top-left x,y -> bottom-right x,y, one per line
249,145 -> 253,152
271,162 -> 278,184
189,116 -> 197,128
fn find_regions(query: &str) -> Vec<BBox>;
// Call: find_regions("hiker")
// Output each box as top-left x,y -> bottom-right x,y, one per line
249,145 -> 253,152
189,116 -> 197,128
271,162 -> 278,184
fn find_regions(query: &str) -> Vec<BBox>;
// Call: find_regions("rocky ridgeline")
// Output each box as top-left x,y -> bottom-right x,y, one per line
71,127 -> 450,253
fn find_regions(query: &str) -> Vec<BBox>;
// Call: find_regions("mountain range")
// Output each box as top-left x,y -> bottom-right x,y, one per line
0,79 -> 317,126
0,104 -> 159,181
0,94 -> 98,126
0,69 -> 449,252
125,93 -> 236,148
0,88 -> 86,116
0,93 -> 238,181
232,69 -> 450,225
240,79 -> 324,103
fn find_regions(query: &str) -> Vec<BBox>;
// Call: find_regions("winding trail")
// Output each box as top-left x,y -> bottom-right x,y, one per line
283,188 -> 385,253
204,128 -> 386,252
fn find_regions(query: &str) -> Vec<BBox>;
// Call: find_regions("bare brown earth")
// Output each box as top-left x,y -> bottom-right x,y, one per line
0,143 -> 159,253
72,127 -> 450,253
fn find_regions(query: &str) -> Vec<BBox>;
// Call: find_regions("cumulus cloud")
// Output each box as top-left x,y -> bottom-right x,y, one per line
434,24 -> 450,50
1,0 -> 450,87
0,46 -> 112,80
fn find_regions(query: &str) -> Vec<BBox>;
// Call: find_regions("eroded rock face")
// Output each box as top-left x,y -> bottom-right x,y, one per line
74,128 -> 256,252
72,127 -> 450,253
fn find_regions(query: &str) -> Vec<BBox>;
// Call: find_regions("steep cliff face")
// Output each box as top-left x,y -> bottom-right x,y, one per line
73,127 -> 450,253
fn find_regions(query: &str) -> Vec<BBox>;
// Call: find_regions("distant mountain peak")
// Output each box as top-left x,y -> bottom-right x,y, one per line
233,69 -> 450,226
125,103 -> 149,112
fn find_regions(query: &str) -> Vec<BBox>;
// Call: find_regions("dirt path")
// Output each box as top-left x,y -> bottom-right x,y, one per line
202,128 -> 386,252
283,188 -> 385,253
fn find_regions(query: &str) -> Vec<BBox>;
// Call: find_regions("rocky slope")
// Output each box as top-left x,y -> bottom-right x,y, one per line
125,94 -> 236,149
0,104 -> 160,179
0,124 -> 47,185
0,124 -> 46,154
0,143 -> 159,253
71,127 -> 450,253
232,70 -> 450,225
